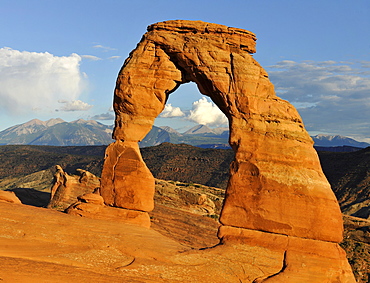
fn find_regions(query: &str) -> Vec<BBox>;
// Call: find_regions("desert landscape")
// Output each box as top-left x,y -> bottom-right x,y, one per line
0,143 -> 369,282
1,19 -> 369,282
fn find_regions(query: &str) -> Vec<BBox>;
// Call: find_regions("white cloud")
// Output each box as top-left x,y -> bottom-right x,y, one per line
108,56 -> 121,60
57,100 -> 92,111
93,44 -> 117,51
81,55 -> 102,61
160,104 -> 185,118
187,97 -> 228,127
267,60 -> 370,138
91,112 -> 114,120
0,47 -> 86,115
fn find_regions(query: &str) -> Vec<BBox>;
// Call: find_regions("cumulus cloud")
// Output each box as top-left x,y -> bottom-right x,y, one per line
160,104 -> 185,118
0,47 -> 86,115
57,100 -> 93,111
187,97 -> 228,127
267,60 -> 370,139
91,112 -> 114,120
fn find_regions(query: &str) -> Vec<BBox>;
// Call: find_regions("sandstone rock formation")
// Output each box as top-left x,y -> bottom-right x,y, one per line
100,141 -> 154,212
0,190 -> 22,204
98,141 -> 154,226
66,193 -> 151,228
0,200 -> 355,283
99,20 -> 355,281
48,165 -> 100,210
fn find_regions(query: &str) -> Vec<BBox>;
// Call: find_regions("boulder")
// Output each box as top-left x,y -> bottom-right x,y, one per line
77,193 -> 105,205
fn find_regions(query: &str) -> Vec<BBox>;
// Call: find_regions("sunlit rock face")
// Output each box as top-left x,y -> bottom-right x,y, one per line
100,20 -> 355,281
105,19 -> 342,240
100,140 -> 155,212
48,165 -> 100,210
0,190 -> 22,204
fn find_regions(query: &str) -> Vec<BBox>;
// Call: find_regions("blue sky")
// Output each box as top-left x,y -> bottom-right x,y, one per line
1,0 -> 369,141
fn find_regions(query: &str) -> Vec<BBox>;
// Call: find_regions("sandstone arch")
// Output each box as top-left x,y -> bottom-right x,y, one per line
100,20 -> 343,242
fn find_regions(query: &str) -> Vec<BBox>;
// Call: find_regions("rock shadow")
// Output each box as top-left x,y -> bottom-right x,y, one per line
7,188 -> 50,207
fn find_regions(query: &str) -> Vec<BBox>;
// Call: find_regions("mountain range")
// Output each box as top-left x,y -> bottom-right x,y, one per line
0,118 -> 369,149
311,134 -> 370,148
0,119 -> 113,146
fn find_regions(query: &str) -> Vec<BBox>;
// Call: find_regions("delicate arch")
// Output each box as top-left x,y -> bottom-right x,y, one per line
101,20 -> 343,243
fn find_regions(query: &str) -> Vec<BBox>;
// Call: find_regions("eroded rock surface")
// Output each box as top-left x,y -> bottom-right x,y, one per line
100,20 -> 354,281
0,190 -> 22,204
48,165 -> 100,210
100,141 -> 155,212
0,201 -> 355,282
66,193 -> 151,228
106,19 -> 342,240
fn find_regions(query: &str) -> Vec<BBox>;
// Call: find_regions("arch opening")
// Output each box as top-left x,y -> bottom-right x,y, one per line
140,82 -> 232,245
142,80 -> 232,248
100,20 -> 344,246
154,81 -> 229,134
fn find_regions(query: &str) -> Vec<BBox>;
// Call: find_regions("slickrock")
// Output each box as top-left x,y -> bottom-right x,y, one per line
66,193 -> 151,228
219,226 -> 354,282
0,202 -> 354,282
0,190 -> 22,204
48,165 -> 100,210
101,19 -> 355,281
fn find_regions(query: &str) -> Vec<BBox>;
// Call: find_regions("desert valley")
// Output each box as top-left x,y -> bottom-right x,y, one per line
0,142 -> 369,282
1,19 -> 369,282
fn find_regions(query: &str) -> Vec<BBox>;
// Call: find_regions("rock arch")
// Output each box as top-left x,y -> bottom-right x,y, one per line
100,20 -> 343,243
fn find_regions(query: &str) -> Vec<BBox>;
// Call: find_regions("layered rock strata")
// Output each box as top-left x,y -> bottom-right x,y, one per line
48,165 -> 100,210
66,193 -> 151,228
100,20 -> 355,281
100,141 -> 154,211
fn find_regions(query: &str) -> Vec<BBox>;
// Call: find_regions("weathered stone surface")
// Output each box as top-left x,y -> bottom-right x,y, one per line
66,194 -> 151,228
48,165 -> 100,210
109,20 -> 342,242
77,193 -> 105,205
218,226 -> 355,282
100,19 -> 354,281
0,201 -> 354,282
100,140 -> 155,212
0,190 -> 22,204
